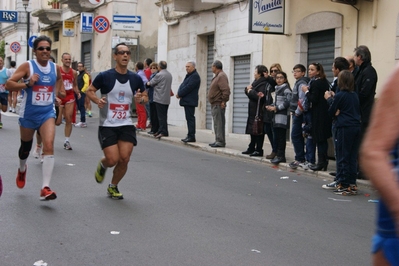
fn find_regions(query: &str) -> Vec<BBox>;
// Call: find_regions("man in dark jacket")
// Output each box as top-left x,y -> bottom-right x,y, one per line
354,45 -> 378,135
177,61 -> 201,143
354,45 -> 378,180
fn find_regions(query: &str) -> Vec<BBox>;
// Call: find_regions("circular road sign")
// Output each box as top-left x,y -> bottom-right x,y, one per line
28,35 -> 38,48
93,16 -> 110,33
10,42 -> 21,53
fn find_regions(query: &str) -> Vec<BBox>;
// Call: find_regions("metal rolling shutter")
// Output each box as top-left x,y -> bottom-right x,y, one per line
82,41 -> 91,72
206,35 -> 214,130
232,55 -> 251,134
307,29 -> 334,82
307,29 -> 335,158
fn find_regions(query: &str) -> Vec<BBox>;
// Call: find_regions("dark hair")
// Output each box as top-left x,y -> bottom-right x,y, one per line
255,65 -> 267,77
354,45 -> 371,63
136,61 -> 144,70
113,43 -> 128,55
338,70 -> 355,92
10,61 -> 16,67
77,62 -> 84,67
293,64 -> 306,73
61,52 -> 71,59
212,60 -> 223,70
310,62 -> 326,79
49,56 -> 56,63
333,57 -> 349,72
145,58 -> 153,67
33,35 -> 52,50
159,60 -> 167,69
276,71 -> 290,86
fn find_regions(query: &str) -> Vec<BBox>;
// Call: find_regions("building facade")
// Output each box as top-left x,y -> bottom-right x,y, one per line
1,0 -> 158,73
158,0 -> 399,136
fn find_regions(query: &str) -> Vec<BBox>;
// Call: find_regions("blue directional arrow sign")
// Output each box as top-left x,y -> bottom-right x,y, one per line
28,35 -> 37,48
112,15 -> 141,31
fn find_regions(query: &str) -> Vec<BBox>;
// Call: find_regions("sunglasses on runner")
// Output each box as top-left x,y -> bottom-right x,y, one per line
116,50 -> 131,55
37,46 -> 51,51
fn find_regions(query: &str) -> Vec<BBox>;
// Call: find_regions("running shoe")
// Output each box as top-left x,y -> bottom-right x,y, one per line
95,161 -> 107,183
64,141 -> 72,150
87,110 -> 92,117
16,165 -> 27,189
0,122 -> 3,129
74,122 -> 87,128
40,186 -> 57,200
107,185 -> 124,200
32,144 -> 42,159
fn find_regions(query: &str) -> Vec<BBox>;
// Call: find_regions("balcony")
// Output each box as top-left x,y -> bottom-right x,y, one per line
31,2 -> 62,25
59,0 -> 104,13
173,0 -> 225,12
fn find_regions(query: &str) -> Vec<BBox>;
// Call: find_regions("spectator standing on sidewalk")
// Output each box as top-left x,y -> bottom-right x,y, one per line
146,60 -> 172,139
135,62 -> 148,131
324,70 -> 361,195
242,65 -> 267,156
177,61 -> 201,143
147,62 -> 159,135
143,58 -> 153,128
360,63 -> 399,266
74,62 -> 89,128
288,64 -> 309,169
266,71 -> 292,164
86,43 -> 147,200
302,63 -> 332,172
354,45 -> 378,179
208,60 -> 231,148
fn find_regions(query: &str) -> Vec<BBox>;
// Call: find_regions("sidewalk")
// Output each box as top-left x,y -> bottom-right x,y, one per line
137,125 -> 372,189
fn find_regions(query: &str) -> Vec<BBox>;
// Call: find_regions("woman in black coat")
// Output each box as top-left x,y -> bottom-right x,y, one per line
302,63 -> 332,171
242,65 -> 268,156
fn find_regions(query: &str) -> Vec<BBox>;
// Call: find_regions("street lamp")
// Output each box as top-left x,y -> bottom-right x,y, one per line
22,0 -> 30,61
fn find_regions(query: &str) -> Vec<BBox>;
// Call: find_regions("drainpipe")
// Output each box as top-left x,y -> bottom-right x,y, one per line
351,4 -> 360,47
371,0 -> 378,28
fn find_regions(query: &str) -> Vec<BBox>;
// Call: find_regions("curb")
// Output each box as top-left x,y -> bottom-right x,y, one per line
137,131 -> 373,190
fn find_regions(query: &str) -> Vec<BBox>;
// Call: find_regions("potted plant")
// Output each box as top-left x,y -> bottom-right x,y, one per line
48,0 -> 60,9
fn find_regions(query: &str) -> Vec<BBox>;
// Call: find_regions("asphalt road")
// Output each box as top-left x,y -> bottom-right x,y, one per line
0,113 -> 377,266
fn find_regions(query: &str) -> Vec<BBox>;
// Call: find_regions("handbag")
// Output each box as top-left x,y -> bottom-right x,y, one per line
252,97 -> 264,135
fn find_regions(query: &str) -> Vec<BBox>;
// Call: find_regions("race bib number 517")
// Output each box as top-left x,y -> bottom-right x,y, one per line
32,85 -> 53,106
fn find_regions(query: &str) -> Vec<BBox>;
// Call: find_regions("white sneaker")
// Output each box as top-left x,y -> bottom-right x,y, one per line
12,108 -> 16,113
299,161 -> 310,170
40,153 -> 44,163
74,122 -> 87,128
32,145 -> 42,159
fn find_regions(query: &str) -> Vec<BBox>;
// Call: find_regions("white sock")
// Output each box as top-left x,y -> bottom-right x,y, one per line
19,159 -> 27,172
42,155 -> 54,188
65,138 -> 69,142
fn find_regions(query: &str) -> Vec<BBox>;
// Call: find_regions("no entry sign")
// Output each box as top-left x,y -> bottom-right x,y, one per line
93,16 -> 110,33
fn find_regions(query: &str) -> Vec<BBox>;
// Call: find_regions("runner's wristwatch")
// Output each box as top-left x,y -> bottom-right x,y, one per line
24,80 -> 30,87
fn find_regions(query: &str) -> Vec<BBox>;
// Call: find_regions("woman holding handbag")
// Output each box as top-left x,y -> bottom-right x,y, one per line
242,65 -> 268,157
